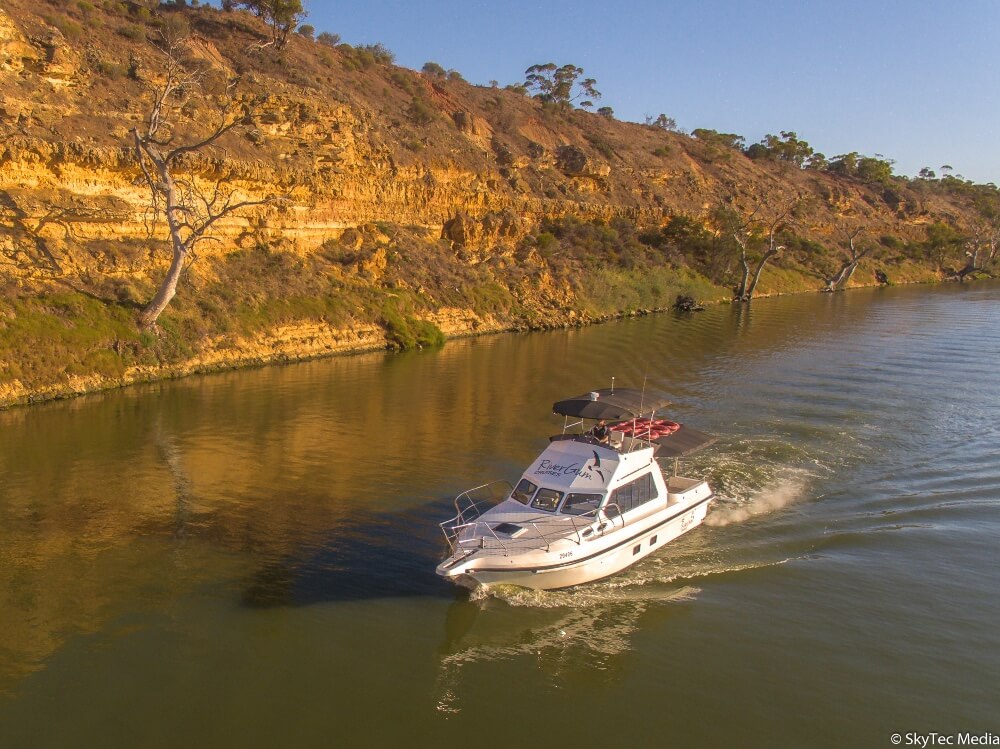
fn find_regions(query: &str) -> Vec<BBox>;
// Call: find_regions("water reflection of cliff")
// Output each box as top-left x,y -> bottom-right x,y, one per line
0,286 -> 921,692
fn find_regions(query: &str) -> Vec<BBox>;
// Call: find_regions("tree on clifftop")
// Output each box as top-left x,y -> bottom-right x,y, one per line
130,30 -> 277,329
235,0 -> 306,49
646,114 -> 678,132
523,63 -> 601,109
745,131 -> 814,167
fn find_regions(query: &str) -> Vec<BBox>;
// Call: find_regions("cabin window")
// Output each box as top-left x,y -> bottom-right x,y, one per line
511,479 -> 538,505
530,488 -> 563,512
608,472 -> 659,514
560,493 -> 602,516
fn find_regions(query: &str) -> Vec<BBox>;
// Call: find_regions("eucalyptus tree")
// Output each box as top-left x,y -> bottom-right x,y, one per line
824,225 -> 874,291
957,220 -> 1000,281
523,63 -> 601,109
745,131 -> 814,167
130,30 -> 277,328
235,0 -> 306,49
647,113 -> 677,131
716,197 -> 800,302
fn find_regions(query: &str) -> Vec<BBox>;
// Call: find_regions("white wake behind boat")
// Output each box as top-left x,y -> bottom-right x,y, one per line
436,387 -> 717,591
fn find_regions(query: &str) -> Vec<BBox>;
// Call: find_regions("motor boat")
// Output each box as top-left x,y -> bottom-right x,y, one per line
436,387 -> 716,591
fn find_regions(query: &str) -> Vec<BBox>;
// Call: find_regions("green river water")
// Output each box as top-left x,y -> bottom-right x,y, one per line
1,282 -> 999,748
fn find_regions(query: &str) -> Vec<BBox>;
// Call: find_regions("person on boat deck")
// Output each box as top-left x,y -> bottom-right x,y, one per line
591,420 -> 610,444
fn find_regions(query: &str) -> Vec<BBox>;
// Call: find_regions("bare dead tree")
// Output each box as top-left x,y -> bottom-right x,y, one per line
721,196 -> 799,302
824,225 -> 874,292
956,221 -> 999,282
131,33 -> 276,329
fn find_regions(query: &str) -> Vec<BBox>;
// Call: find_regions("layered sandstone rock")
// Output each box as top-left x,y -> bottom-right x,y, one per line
0,0 -> 981,406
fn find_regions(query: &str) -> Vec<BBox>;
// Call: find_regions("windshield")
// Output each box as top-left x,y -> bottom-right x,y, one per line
511,478 -> 537,505
559,492 -> 603,516
530,488 -> 563,512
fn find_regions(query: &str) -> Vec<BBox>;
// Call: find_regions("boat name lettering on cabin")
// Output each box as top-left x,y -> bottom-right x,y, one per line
533,460 -> 594,480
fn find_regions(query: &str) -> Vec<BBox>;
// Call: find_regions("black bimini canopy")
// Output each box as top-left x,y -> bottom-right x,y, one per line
553,388 -> 672,421
553,387 -> 717,457
651,425 -> 717,458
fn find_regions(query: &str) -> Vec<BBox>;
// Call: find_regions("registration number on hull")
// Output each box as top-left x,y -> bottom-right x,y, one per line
680,512 -> 695,531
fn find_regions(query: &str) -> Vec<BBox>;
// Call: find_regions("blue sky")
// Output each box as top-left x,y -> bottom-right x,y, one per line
299,0 -> 999,183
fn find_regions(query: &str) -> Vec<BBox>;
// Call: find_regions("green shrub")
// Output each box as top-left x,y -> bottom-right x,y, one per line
587,137 -> 614,159
339,45 -> 374,71
94,59 -> 127,78
422,61 -> 446,78
389,70 -> 413,94
361,42 -> 395,64
118,24 -> 145,41
44,14 -> 83,40
535,232 -> 557,253
380,302 -> 444,350
408,97 -> 434,125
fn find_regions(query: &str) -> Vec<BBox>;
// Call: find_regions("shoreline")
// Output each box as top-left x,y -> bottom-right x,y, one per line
0,276 -> 975,411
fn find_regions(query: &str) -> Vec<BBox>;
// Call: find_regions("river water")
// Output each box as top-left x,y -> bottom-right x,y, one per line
1,282 -> 999,747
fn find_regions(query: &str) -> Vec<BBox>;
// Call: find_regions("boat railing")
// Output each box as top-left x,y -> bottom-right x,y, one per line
439,480 -> 513,554
601,502 -> 624,527
445,515 -> 595,556
441,490 -> 628,557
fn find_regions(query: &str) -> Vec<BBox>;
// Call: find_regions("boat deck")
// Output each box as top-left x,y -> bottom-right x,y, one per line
453,504 -> 595,555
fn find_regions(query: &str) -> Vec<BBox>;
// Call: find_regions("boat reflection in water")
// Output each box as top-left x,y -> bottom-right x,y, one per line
434,584 -> 700,714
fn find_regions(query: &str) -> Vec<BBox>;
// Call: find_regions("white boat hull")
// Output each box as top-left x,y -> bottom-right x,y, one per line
437,487 -> 713,591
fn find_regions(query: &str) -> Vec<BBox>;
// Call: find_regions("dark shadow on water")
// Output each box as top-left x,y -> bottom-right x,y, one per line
240,500 -> 458,607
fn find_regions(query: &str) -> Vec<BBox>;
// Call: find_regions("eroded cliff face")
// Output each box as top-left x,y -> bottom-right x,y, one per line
1,2 -> 954,249
0,1 -> 980,406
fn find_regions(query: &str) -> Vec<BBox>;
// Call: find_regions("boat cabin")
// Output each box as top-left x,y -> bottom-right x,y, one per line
507,437 -> 664,523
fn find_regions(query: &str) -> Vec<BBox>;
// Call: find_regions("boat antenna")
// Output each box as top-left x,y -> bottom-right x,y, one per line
625,375 -> 647,454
